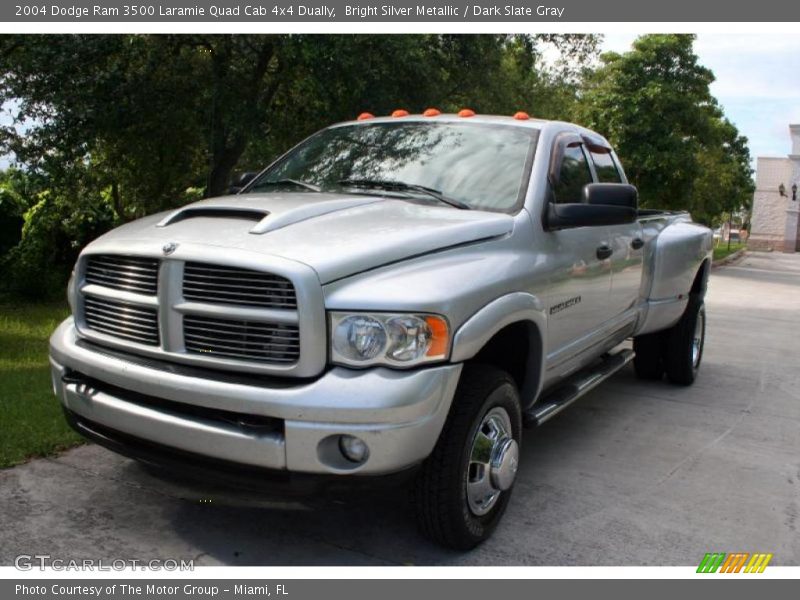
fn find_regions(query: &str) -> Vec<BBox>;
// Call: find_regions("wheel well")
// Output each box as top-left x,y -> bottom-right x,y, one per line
469,321 -> 542,402
691,259 -> 711,296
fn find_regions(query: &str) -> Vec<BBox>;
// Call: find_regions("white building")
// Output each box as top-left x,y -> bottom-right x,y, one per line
749,124 -> 800,252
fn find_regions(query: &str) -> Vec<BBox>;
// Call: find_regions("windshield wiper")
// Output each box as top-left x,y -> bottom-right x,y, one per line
255,178 -> 321,192
338,179 -> 470,210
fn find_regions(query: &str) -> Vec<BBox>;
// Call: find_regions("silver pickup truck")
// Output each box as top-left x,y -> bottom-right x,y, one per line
49,113 -> 713,550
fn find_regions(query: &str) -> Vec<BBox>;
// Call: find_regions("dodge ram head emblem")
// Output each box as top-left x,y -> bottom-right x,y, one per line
162,242 -> 178,256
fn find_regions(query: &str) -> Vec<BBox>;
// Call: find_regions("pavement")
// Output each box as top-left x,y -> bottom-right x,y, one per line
1,251 -> 799,566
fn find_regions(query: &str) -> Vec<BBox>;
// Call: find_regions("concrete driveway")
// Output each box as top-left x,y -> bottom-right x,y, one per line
1,251 -> 799,566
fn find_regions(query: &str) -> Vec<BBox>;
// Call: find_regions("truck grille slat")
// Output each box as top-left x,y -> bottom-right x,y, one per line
183,283 -> 297,296
83,297 -> 157,319
83,296 -> 159,346
84,320 -> 159,344
85,255 -> 159,295
180,271 -> 291,285
84,307 -> 157,329
183,336 -> 300,352
184,331 -> 300,345
183,262 -> 297,309
184,315 -> 299,364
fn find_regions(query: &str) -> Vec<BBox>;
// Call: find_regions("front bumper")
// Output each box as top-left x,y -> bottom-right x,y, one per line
50,318 -> 462,477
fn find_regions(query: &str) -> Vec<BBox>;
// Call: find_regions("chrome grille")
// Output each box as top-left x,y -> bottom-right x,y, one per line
83,296 -> 160,346
85,255 -> 159,295
183,262 -> 297,309
183,315 -> 299,364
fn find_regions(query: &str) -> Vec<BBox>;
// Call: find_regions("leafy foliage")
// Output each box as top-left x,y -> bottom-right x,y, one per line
0,34 -> 754,297
577,35 -> 753,221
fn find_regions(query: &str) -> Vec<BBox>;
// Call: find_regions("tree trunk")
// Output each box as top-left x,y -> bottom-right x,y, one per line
110,181 -> 125,221
203,37 -> 279,198
207,137 -> 248,197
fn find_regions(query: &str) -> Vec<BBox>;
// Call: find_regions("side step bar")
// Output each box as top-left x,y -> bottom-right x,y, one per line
523,348 -> 634,428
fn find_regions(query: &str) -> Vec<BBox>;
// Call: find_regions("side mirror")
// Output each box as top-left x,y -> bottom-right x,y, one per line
583,183 -> 638,209
546,203 -> 637,230
546,183 -> 638,230
228,172 -> 258,195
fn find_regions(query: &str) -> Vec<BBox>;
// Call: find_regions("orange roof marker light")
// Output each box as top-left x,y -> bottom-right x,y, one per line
357,112 -> 375,121
391,109 -> 410,118
513,111 -> 530,120
458,108 -> 476,118
423,108 -> 441,117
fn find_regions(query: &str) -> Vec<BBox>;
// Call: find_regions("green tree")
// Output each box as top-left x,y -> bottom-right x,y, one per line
692,117 -> 754,225
1,34 -> 601,208
0,166 -> 116,297
0,34 -> 600,296
577,34 -> 753,221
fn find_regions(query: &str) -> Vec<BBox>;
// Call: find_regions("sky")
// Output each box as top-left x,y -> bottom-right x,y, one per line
602,34 -> 800,165
3,34 -> 799,171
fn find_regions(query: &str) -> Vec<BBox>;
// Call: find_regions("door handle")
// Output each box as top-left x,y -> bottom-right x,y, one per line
631,238 -> 645,250
596,245 -> 613,260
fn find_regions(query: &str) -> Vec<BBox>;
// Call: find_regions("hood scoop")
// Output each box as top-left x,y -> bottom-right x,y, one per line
249,197 -> 381,234
157,206 -> 269,228
158,196 -> 382,235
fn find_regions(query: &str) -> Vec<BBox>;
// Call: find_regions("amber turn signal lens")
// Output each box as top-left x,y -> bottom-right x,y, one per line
424,315 -> 449,358
391,109 -> 410,118
513,111 -> 530,120
423,108 -> 441,117
357,112 -> 375,120
458,108 -> 476,118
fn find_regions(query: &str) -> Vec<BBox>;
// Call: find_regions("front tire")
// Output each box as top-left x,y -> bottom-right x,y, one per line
664,295 -> 706,386
412,364 -> 522,550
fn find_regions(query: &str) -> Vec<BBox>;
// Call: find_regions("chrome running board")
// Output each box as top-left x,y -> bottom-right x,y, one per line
524,349 -> 634,428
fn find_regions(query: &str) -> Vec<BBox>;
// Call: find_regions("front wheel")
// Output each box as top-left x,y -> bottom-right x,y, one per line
411,365 -> 522,550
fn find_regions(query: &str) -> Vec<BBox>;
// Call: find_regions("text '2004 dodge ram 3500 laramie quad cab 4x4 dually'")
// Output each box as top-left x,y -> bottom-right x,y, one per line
50,112 -> 713,550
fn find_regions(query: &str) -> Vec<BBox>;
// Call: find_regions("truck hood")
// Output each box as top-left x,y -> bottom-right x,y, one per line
92,193 -> 515,283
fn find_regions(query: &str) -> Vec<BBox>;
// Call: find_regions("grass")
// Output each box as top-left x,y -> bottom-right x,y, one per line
0,298 -> 82,468
713,242 -> 746,262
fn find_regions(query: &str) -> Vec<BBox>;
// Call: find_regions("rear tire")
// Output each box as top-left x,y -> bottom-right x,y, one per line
664,295 -> 705,386
412,364 -> 522,551
633,332 -> 665,380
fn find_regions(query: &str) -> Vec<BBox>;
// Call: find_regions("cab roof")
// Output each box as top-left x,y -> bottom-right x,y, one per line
329,113 -> 611,147
332,112 -> 549,130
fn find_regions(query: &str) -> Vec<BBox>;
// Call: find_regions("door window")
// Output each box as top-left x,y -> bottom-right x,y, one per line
553,143 -> 593,204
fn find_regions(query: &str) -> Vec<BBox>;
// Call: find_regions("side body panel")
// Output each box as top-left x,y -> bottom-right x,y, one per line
635,216 -> 714,336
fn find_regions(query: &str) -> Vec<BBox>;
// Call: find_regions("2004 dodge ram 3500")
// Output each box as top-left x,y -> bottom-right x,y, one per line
50,113 -> 713,549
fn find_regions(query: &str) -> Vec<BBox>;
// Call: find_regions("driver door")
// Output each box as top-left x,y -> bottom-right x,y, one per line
543,136 -> 613,375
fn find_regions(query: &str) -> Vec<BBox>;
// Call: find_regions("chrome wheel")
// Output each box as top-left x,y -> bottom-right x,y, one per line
692,308 -> 705,368
466,406 -> 519,516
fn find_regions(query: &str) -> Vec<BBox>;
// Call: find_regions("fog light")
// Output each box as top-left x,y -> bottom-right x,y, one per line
338,435 -> 369,463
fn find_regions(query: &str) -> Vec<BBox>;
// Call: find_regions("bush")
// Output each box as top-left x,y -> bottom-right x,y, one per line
1,186 -> 116,298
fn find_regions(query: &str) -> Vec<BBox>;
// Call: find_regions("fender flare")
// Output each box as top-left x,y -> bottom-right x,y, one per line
450,292 -> 548,403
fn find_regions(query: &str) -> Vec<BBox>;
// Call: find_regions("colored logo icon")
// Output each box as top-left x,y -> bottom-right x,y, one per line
697,552 -> 773,573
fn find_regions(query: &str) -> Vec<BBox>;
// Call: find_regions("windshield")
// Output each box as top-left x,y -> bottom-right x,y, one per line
248,122 -> 538,212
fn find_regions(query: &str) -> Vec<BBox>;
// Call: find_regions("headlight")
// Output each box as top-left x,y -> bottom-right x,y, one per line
329,312 -> 450,368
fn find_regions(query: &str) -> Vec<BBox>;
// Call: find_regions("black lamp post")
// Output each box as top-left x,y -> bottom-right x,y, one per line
793,183 -> 798,201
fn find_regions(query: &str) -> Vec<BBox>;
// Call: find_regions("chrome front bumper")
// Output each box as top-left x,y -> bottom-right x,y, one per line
49,318 -> 462,476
